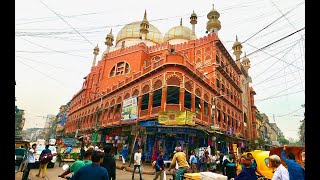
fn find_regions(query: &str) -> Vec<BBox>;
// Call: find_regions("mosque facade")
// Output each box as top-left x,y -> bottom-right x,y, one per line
64,5 -> 257,160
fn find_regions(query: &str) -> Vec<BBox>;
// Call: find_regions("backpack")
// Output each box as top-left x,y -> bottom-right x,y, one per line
152,160 -> 157,169
40,153 -> 53,164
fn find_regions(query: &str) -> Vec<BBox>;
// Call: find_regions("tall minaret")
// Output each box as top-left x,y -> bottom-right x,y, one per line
190,10 -> 197,40
232,35 -> 243,68
105,29 -> 114,53
140,10 -> 149,40
206,4 -> 221,35
92,44 -> 99,67
242,52 -> 251,73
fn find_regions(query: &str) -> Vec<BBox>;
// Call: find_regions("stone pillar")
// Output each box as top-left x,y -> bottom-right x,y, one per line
179,88 -> 185,110
161,86 -> 167,111
200,99 -> 204,121
191,94 -> 195,112
148,92 -> 153,115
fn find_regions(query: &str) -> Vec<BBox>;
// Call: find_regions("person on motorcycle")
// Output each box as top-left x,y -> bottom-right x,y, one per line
168,146 -> 189,180
58,149 -> 93,179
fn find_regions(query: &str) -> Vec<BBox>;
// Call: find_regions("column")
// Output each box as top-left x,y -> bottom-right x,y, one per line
191,94 -> 195,111
161,86 -> 167,111
200,99 -> 204,122
148,91 -> 153,115
179,88 -> 185,110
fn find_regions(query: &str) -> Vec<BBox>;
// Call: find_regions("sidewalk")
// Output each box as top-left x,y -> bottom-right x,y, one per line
115,160 -> 174,175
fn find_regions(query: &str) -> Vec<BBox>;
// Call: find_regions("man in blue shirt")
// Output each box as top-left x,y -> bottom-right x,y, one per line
73,150 -> 110,180
153,150 -> 165,180
281,145 -> 305,180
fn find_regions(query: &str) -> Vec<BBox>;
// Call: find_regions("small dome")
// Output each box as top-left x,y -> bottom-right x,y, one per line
164,19 -> 194,42
191,10 -> 197,18
232,36 -> 242,48
207,4 -> 220,19
116,21 -> 163,45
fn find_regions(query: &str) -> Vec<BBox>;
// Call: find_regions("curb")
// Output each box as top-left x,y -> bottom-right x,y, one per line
116,164 -> 174,175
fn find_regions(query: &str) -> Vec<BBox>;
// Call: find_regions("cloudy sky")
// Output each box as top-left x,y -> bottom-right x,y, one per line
15,0 -> 305,140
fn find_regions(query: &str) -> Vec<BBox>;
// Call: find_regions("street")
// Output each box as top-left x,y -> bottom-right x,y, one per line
16,162 -> 173,180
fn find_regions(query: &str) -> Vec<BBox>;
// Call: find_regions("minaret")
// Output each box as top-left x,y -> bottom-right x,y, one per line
140,10 -> 150,40
105,29 -> 114,53
190,10 -> 197,40
92,44 -> 99,67
206,4 -> 221,35
232,35 -> 243,68
242,52 -> 251,73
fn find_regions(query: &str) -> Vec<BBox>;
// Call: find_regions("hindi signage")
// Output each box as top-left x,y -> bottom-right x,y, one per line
121,97 -> 138,122
158,110 -> 196,126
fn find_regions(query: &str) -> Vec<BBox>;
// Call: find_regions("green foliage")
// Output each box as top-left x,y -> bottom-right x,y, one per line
249,138 -> 265,150
278,136 -> 289,146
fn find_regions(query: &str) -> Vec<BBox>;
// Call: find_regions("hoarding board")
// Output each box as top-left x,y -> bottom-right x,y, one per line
121,97 -> 138,122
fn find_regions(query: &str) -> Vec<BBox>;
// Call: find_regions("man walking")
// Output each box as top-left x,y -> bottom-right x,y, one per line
36,144 -> 52,178
22,143 -> 37,180
281,145 -> 305,180
101,145 -> 116,180
132,148 -> 143,180
153,150 -> 165,180
121,145 -> 129,165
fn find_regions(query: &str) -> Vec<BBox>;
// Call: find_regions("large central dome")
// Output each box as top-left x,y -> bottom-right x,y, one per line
116,21 -> 163,45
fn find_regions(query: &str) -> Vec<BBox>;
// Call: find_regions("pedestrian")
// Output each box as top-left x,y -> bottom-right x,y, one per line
168,146 -> 189,180
246,153 -> 257,171
269,154 -> 289,180
132,148 -> 143,180
121,145 -> 129,165
73,150 -> 109,180
99,143 -> 105,152
153,150 -> 165,180
58,149 -> 93,179
79,144 -> 85,160
189,151 -> 198,173
101,145 -> 116,180
222,152 -> 237,180
281,145 -> 305,180
36,144 -> 52,178
22,143 -> 37,180
231,156 -> 257,180
199,151 -> 210,172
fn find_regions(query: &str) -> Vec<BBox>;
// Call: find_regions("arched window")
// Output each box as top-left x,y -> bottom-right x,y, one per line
152,80 -> 162,107
184,82 -> 192,109
141,85 -> 150,110
109,62 -> 130,77
166,76 -> 180,104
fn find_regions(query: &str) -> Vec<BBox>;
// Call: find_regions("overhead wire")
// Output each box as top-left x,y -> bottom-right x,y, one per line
40,0 -> 95,47
255,90 -> 304,103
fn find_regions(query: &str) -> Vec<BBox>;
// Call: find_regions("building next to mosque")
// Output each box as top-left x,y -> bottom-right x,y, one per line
64,5 -> 258,161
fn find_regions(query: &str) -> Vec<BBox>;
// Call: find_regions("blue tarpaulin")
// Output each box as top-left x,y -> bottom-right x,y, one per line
61,138 -> 80,147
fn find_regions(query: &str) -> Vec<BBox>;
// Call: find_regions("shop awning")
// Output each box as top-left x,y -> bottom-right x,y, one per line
61,138 -> 81,147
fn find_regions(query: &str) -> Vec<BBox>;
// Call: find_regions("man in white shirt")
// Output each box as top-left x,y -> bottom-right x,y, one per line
269,154 -> 289,180
132,148 -> 143,180
22,143 -> 37,180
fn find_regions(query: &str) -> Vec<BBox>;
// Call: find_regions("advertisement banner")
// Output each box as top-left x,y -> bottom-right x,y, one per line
158,110 -> 195,126
185,111 -> 196,126
121,97 -> 138,122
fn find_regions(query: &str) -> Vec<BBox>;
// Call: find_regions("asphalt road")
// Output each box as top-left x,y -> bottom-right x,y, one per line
16,162 -> 173,180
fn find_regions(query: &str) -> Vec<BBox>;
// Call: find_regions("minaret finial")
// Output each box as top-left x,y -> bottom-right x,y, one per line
110,28 -> 112,34
236,35 -> 238,41
144,9 -> 147,19
244,52 -> 246,57
212,4 -> 214,10
180,18 -> 182,26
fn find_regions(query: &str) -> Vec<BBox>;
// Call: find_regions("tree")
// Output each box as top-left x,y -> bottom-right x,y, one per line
298,116 -> 305,145
278,135 -> 289,146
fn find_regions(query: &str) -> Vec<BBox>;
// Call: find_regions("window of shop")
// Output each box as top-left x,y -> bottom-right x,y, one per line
217,110 -> 221,122
204,101 -> 209,116
195,96 -> 201,114
184,90 -> 191,109
166,86 -> 180,104
152,89 -> 162,107
109,106 -> 114,118
141,93 -> 149,110
227,115 -> 230,126
116,104 -> 121,113
216,78 -> 220,88
216,55 -> 220,63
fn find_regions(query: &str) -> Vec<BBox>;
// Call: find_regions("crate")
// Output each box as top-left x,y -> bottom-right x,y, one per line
184,173 -> 201,180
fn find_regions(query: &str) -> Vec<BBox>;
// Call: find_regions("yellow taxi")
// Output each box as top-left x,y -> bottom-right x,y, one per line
236,150 -> 274,179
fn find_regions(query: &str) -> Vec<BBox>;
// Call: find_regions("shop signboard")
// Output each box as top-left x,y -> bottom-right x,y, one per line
146,127 -> 205,136
185,111 -> 196,126
121,97 -> 138,122
158,110 -> 195,125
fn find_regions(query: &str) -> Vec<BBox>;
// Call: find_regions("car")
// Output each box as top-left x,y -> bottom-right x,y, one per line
34,145 -> 58,168
15,147 -> 28,173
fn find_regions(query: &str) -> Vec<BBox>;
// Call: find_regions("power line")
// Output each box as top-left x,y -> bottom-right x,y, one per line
254,76 -> 304,91
275,107 -> 304,117
40,0 -> 95,47
16,35 -> 90,59
255,90 -> 304,103
16,59 -> 67,87
254,69 -> 301,86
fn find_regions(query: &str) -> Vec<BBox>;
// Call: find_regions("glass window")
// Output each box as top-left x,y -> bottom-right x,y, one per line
264,158 -> 269,167
204,101 -> 209,116
116,104 -> 121,113
110,67 -> 115,77
184,91 -> 191,109
195,97 -> 201,114
141,94 -> 149,110
166,86 -> 180,104
216,79 -> 220,88
217,110 -> 221,122
152,89 -> 162,107
216,55 -> 219,63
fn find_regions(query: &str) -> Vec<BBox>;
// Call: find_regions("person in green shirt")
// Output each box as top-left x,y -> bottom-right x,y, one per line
58,149 -> 93,179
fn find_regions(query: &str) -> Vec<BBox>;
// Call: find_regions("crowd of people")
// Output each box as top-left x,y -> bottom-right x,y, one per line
21,141 -> 304,180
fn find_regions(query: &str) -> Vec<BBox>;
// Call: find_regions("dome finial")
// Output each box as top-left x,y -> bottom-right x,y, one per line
109,28 -> 113,34
236,35 -> 238,42
244,52 -> 246,57
180,18 -> 182,26
212,4 -> 214,10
